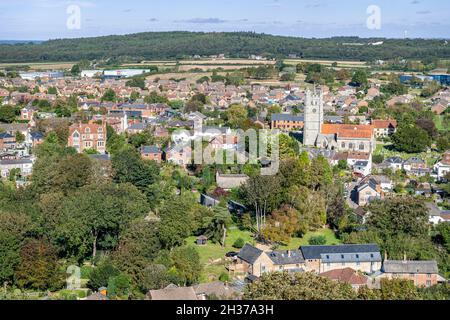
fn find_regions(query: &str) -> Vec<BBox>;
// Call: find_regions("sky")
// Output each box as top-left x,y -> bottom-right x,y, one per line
0,0 -> 449,40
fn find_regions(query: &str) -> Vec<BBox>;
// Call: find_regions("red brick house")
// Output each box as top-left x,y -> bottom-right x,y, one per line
68,120 -> 107,154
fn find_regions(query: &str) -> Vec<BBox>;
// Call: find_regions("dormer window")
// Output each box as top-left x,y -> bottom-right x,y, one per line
85,127 -> 91,134
73,132 -> 79,138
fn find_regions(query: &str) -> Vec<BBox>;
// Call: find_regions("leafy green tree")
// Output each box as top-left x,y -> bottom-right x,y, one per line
102,89 -> 117,102
244,272 -> 356,300
15,238 -> 64,291
226,104 -> 248,128
392,125 -> 431,153
202,207 -> 232,246
367,197 -> 429,239
141,264 -> 170,291
55,182 -> 149,259
351,70 -> 368,87
112,148 -> 160,200
170,246 -> 202,286
0,105 -> 18,123
111,220 -> 161,286
88,259 -> 120,290
144,91 -> 169,104
158,195 -> 196,249
107,274 -> 132,299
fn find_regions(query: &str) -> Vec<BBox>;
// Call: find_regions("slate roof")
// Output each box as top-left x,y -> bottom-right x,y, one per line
300,244 -> 381,261
237,244 -> 263,264
267,250 -> 305,265
30,132 -> 44,140
382,260 -> 438,274
0,132 -> 14,139
271,113 -> 304,122
141,145 -> 161,154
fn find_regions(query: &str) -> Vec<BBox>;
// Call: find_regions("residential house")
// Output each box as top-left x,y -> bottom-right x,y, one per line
271,113 -> 304,131
403,157 -> 430,177
371,119 -> 397,138
165,144 -> 192,167
0,158 -> 34,179
0,132 -> 16,151
68,121 -> 107,154
433,151 -> 450,182
356,180 -> 381,206
230,244 -> 305,278
140,145 -> 162,163
300,244 -> 382,274
193,282 -> 240,300
377,259 -> 444,288
381,156 -> 404,172
30,132 -> 45,148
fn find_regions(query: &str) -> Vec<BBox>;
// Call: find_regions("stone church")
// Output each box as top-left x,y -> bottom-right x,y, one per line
303,88 -> 375,154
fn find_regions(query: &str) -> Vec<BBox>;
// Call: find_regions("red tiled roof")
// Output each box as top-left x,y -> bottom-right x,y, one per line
372,119 -> 397,129
320,268 -> 368,285
322,124 -> 374,139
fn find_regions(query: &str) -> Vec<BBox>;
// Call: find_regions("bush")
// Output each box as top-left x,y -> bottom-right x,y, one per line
372,154 -> 384,164
233,238 -> 245,249
309,235 -> 327,245
219,272 -> 230,282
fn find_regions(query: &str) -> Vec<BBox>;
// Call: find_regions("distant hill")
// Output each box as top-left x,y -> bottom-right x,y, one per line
0,31 -> 448,63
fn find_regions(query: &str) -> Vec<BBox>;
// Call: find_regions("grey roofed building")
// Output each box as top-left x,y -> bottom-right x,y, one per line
0,123 -> 28,134
140,145 -> 161,154
267,250 -> 305,265
147,286 -> 198,300
385,156 -> 403,165
127,122 -> 148,131
321,252 -> 380,264
237,244 -> 264,264
0,158 -> 33,165
193,281 -> 239,300
300,244 -> 381,261
271,113 -> 304,122
216,172 -> 249,190
382,260 -> 439,274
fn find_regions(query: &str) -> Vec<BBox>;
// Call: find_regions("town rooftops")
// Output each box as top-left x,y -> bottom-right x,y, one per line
372,119 -> 398,129
267,250 -> 305,265
382,260 -> 439,274
0,132 -> 14,139
300,244 -> 381,261
0,159 -> 33,165
384,156 -> 403,164
237,244 -> 263,264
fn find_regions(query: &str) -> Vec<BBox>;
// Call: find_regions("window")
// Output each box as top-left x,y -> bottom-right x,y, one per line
85,127 -> 91,134
359,143 -> 365,150
427,274 -> 432,278
341,255 -> 345,259
426,280 -> 431,287
73,132 -> 79,138
356,254 -> 359,259
341,142 -> 346,148
97,141 -> 104,147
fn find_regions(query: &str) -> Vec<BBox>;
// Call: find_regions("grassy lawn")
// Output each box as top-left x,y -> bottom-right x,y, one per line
278,228 -> 341,250
186,228 -> 254,282
434,115 -> 449,132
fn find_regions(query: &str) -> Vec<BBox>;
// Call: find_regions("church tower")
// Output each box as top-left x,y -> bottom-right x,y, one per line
303,87 -> 324,146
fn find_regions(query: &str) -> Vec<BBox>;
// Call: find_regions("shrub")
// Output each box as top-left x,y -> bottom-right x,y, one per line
309,235 -> 327,245
219,272 -> 230,282
233,238 -> 245,249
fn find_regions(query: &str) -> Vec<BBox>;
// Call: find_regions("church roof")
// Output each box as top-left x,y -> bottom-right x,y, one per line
321,124 -> 373,139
